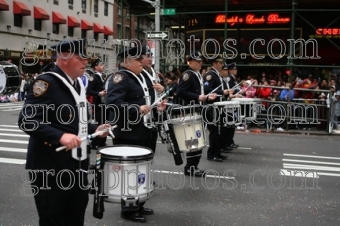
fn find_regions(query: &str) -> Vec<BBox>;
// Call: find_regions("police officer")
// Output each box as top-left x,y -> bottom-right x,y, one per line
18,39 -> 109,226
176,51 -> 216,176
86,58 -> 107,149
106,46 -> 165,223
140,46 -> 165,152
224,62 -> 240,150
203,55 -> 230,162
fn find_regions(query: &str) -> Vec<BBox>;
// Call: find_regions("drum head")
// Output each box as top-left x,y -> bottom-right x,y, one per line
0,62 -> 20,94
99,145 -> 154,161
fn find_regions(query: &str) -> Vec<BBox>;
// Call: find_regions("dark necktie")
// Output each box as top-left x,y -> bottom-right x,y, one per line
73,80 -> 80,94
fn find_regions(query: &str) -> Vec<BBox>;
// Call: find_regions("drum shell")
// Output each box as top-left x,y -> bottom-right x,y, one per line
99,145 -> 154,203
232,98 -> 261,121
213,101 -> 242,126
0,63 -> 20,94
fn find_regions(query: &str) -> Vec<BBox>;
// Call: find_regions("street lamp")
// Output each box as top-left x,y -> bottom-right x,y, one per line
141,0 -> 161,72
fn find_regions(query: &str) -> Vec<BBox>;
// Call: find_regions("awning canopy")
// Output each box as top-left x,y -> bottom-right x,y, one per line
13,0 -> 31,16
81,19 -> 93,30
34,6 -> 49,20
68,16 -> 80,27
0,0 -> 9,11
52,11 -> 66,24
93,23 -> 103,33
103,26 -> 114,36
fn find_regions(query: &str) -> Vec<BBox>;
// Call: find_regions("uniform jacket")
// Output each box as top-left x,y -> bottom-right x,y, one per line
106,68 -> 156,141
18,66 -> 97,173
176,68 -> 204,105
86,72 -> 104,106
203,67 -> 227,103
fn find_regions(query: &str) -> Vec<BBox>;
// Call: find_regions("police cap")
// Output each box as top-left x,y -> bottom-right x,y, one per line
51,39 -> 87,57
209,54 -> 224,64
42,62 -> 56,72
117,46 -> 148,60
186,51 -> 204,61
227,62 -> 237,70
222,63 -> 229,70
91,58 -> 102,68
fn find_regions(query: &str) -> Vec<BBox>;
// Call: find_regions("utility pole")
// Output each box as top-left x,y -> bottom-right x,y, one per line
141,0 -> 161,72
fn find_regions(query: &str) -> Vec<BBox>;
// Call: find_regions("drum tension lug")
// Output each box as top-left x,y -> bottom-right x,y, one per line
122,196 -> 139,209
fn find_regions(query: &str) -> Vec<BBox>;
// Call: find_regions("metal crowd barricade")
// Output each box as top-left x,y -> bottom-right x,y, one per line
252,85 -> 332,134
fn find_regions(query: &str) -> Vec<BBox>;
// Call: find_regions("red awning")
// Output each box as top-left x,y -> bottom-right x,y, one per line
93,23 -> 103,33
103,26 -> 114,36
68,16 -> 80,27
0,0 -> 9,11
13,1 -> 31,15
81,19 -> 93,30
52,11 -> 66,24
34,6 -> 49,20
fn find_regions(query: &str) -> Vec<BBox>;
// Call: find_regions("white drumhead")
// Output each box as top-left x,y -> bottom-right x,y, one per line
100,146 -> 152,157
223,100 -> 240,105
0,67 -> 7,94
232,98 -> 259,103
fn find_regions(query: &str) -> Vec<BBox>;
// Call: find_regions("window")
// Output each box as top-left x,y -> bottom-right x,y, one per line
81,0 -> 87,13
125,26 -> 130,39
117,6 -> 121,16
117,24 -> 122,38
94,0 -> 98,13
104,2 -> 108,16
81,30 -> 87,39
34,19 -> 42,31
126,11 -> 130,19
94,32 -> 99,41
53,23 -> 59,34
14,14 -> 23,27
68,0 -> 73,9
53,0 -> 59,5
68,27 -> 74,37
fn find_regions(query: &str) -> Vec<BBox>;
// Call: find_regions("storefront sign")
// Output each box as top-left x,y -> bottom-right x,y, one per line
309,28 -> 340,38
10,51 -> 21,58
215,13 -> 290,26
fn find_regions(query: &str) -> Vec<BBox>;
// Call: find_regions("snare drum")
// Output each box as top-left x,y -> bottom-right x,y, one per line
0,62 -> 20,94
232,98 -> 261,121
99,145 -> 154,203
213,101 -> 242,126
165,106 -> 206,152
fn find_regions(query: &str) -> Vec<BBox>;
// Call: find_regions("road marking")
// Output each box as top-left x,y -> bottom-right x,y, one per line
0,157 -> 26,164
0,139 -> 28,144
0,147 -> 27,153
237,147 -> 252,150
0,125 -> 20,128
0,133 -> 29,138
283,164 -> 340,172
283,153 -> 340,160
280,169 -> 319,178
0,128 -> 23,132
282,158 -> 340,166
2,108 -> 23,111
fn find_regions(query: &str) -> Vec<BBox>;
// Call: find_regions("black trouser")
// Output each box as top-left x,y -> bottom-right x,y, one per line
30,173 -> 89,226
223,126 -> 235,147
207,125 -> 223,158
184,150 -> 202,172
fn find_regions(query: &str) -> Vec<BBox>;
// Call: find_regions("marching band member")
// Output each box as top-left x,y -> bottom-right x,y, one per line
225,62 -> 240,150
140,46 -> 165,152
18,39 -> 109,226
106,46 -> 166,223
203,55 -> 229,162
86,58 -> 107,149
176,51 -> 216,177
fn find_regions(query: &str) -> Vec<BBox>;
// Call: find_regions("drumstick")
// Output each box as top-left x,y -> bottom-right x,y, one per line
55,125 -> 117,152
206,84 -> 222,97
